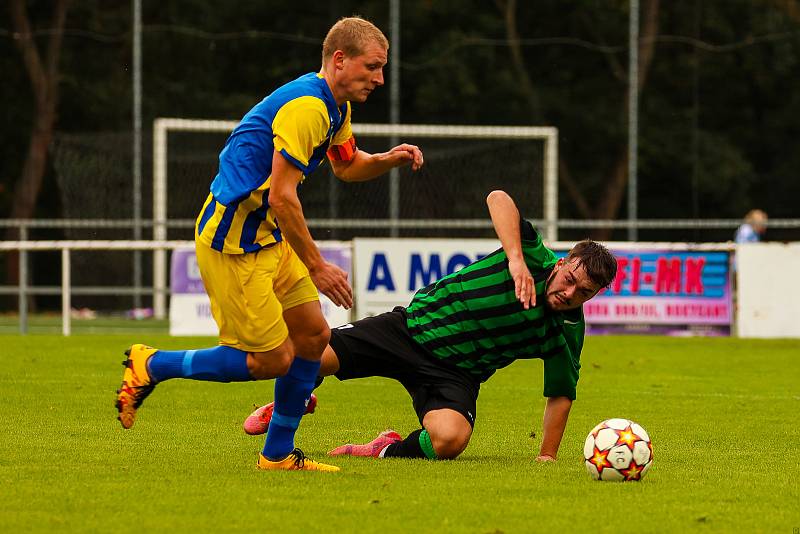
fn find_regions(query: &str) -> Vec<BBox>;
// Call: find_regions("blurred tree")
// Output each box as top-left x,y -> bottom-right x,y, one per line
4,0 -> 69,289
2,0 -> 800,311
495,0 -> 660,236
1,0 -> 799,240
6,0 -> 68,230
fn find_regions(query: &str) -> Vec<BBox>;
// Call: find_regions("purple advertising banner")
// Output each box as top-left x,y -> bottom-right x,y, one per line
170,243 -> 353,335
568,249 -> 733,336
170,244 -> 353,295
171,248 -> 204,295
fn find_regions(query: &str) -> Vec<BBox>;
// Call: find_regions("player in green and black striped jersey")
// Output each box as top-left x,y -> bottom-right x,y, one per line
243,190 -> 617,463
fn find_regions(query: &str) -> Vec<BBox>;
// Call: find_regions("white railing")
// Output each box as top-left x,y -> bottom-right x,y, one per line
1,237 -> 736,336
0,240 -> 192,335
4,239 -> 800,338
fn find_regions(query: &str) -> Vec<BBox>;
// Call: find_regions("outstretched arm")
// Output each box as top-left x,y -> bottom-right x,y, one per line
536,396 -> 573,461
330,143 -> 423,182
486,190 -> 535,309
269,150 -> 353,308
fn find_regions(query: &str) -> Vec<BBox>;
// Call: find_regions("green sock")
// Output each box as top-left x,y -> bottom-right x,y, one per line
381,429 -> 437,459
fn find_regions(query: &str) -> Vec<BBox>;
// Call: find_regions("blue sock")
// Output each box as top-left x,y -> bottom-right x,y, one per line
262,357 -> 321,460
147,346 -> 251,383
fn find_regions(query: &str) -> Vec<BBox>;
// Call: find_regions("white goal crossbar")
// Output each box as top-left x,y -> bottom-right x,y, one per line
152,118 -> 559,318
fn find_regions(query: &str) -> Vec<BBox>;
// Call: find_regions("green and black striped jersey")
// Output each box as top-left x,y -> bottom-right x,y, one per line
406,220 -> 584,400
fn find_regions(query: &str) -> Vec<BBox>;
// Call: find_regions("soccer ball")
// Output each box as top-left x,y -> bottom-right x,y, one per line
583,418 -> 653,481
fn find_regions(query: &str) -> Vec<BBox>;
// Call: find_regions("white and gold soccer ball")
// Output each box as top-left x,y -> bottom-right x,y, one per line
583,418 -> 653,481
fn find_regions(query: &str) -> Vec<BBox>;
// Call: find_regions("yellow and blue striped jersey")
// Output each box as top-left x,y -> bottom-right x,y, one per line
196,72 -> 355,253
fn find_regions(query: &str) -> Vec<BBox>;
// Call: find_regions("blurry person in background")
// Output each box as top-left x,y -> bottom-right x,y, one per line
734,209 -> 768,243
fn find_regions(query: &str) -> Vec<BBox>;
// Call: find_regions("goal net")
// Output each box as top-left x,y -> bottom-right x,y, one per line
153,119 -> 558,238
151,119 -> 558,315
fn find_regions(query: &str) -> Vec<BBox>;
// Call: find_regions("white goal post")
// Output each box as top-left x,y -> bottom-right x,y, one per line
152,118 -> 559,318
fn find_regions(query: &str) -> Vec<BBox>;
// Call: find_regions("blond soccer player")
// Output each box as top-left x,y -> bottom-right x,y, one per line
115,16 -> 423,472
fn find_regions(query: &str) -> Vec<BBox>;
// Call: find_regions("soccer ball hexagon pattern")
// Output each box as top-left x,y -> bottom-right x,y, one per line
584,419 -> 653,481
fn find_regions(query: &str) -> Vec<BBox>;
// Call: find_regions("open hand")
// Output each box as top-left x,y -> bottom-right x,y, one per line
509,258 -> 535,309
309,261 -> 353,309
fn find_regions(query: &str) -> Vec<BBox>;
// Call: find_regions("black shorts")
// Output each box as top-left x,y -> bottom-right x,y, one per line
329,307 -> 480,427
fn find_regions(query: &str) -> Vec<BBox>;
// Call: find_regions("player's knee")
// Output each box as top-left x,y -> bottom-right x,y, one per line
308,324 -> 331,353
430,428 -> 471,460
293,324 -> 331,359
248,349 -> 293,379
272,352 -> 294,376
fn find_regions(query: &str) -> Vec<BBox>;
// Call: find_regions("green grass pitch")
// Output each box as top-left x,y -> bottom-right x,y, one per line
1,334 -> 798,532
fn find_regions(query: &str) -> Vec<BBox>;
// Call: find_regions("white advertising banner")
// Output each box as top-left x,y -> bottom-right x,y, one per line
353,238 -> 500,318
736,242 -> 800,338
169,242 -> 353,336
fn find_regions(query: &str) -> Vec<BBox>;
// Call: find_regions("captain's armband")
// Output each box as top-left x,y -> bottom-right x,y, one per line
327,137 -> 357,162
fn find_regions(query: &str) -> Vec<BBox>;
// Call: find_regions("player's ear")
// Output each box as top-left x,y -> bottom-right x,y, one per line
333,50 -> 346,69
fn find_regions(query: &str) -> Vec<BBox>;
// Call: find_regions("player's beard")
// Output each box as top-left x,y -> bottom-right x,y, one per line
543,270 -> 560,310
544,268 -> 572,311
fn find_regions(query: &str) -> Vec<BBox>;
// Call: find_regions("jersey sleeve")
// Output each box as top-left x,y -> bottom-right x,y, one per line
542,313 -> 584,400
520,215 -> 538,241
272,96 -> 330,173
542,346 -> 580,400
327,102 -> 357,162
520,217 -> 558,271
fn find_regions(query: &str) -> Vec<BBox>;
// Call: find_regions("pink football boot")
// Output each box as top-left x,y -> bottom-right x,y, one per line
328,430 -> 403,457
243,393 -> 318,435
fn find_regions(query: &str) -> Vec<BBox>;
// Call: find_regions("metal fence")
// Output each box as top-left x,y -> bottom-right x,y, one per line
2,217 -> 799,331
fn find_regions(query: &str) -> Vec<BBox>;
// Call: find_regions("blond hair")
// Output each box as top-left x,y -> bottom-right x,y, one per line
322,16 -> 389,63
